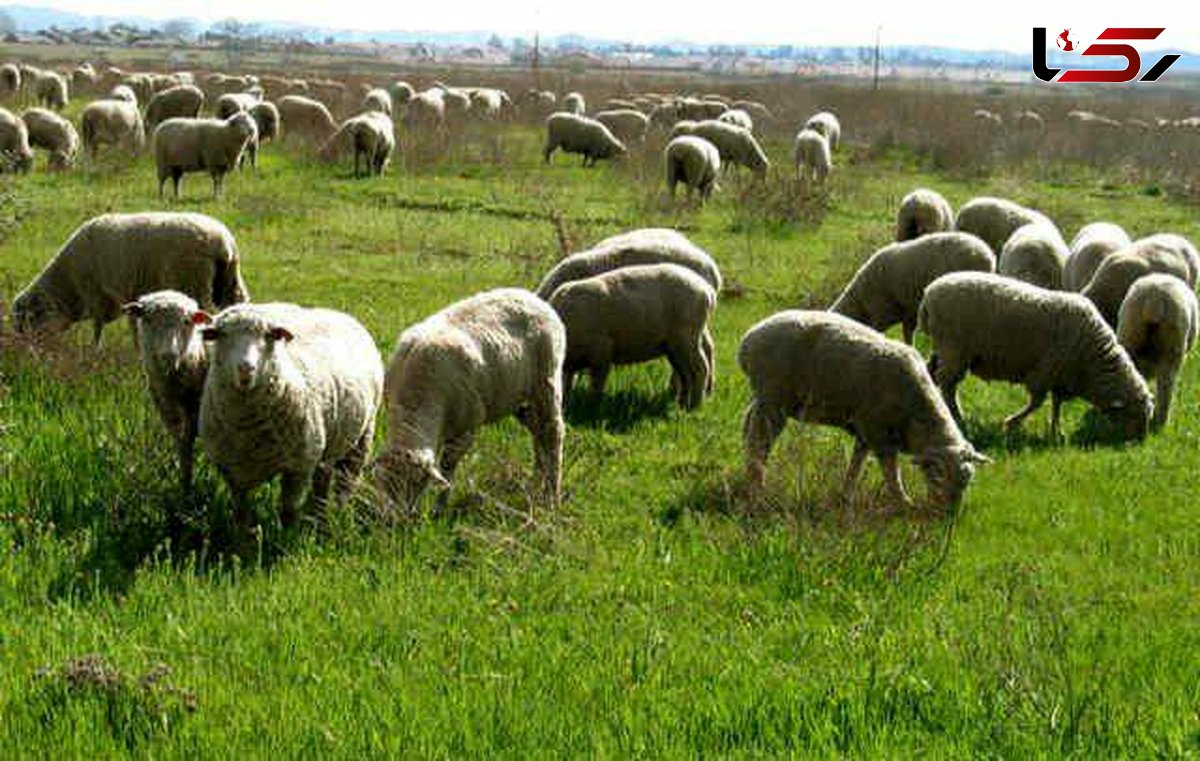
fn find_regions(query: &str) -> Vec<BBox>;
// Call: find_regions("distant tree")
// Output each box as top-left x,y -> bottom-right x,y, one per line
162,18 -> 195,40
487,33 -> 505,50
0,10 -> 16,36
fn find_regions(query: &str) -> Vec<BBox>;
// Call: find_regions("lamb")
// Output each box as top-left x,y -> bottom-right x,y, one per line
361,88 -> 392,116
318,111 -> 395,177
373,289 -> 566,512
33,71 -> 68,111
673,119 -> 769,175
739,310 -> 987,508
594,109 -> 650,145
548,264 -> 715,410
953,196 -> 1053,256
1116,274 -> 1198,429
11,212 -> 249,344
896,188 -> 954,241
543,113 -> 626,167
277,95 -> 338,146
0,63 -> 19,99
199,303 -> 383,528
919,271 -> 1152,440
1064,222 -> 1131,291
214,92 -> 261,120
153,113 -> 258,199
831,232 -> 996,344
122,291 -> 211,490
793,128 -> 830,183
1081,241 -> 1195,328
717,108 -> 753,131
144,84 -> 205,132
804,111 -> 841,150
0,107 -> 34,173
20,107 -> 78,170
665,135 -> 721,202
997,222 -> 1070,290
562,91 -> 585,115
80,98 -> 145,158
535,228 -> 723,299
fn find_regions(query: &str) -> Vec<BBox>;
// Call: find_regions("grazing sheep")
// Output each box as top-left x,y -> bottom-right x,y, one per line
805,111 -> 841,150
543,113 -> 626,167
665,135 -> 721,202
793,128 -> 830,182
34,72 -> 68,111
739,310 -> 987,507
717,108 -> 753,131
11,212 -> 248,344
520,89 -> 557,121
308,80 -> 347,112
678,98 -> 726,121
831,232 -> 996,344
122,291 -> 211,489
1081,242 -> 1194,328
562,91 -> 585,115
674,119 -> 769,176
153,113 -> 258,199
362,88 -> 393,116
731,99 -> 773,124
278,95 -> 338,145
404,89 -> 447,134
20,107 -> 78,170
1014,109 -> 1045,136
919,272 -> 1152,440
214,92 -> 260,120
604,98 -> 638,111
954,196 -> 1053,256
896,188 -> 954,241
1140,233 -> 1200,285
199,303 -> 383,527
1064,222 -> 1131,291
318,111 -> 395,177
649,101 -> 681,130
536,228 -> 722,299
0,107 -> 34,173
594,109 -> 650,145
388,81 -> 415,105
0,63 -> 20,99
121,73 -> 154,105
1117,274 -> 1199,429
467,89 -> 505,121
108,84 -> 137,105
71,64 -> 97,95
248,100 -> 279,145
973,109 -> 1003,133
374,289 -> 566,511
549,264 -> 715,409
145,84 -> 205,132
998,222 -> 1070,290
80,98 -> 145,158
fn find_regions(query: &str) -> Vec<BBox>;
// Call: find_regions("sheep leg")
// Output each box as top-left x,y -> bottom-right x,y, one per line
1004,390 -> 1046,433
701,328 -> 715,395
667,341 -> 706,410
178,419 -> 196,492
930,350 -> 967,424
902,321 -> 915,345
279,470 -> 312,528
91,319 -> 104,347
841,439 -> 869,504
521,383 -> 564,510
742,400 -> 787,491
1050,392 -> 1065,441
332,427 -> 374,507
880,453 -> 914,510
172,171 -> 182,200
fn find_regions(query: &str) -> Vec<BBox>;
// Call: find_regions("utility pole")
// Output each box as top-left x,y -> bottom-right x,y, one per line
873,25 -> 881,91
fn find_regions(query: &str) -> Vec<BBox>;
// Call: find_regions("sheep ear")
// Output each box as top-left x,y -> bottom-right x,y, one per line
268,326 -> 294,342
121,302 -> 144,317
191,311 -> 212,326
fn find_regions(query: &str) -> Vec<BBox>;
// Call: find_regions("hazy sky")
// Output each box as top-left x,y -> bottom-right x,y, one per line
24,0 -> 1200,52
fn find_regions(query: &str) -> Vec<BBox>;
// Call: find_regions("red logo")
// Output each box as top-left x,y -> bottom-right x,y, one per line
1056,29 -> 1075,52
1033,27 -> 1181,83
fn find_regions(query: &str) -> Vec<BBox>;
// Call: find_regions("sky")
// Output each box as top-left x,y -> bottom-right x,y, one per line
17,0 -> 1200,52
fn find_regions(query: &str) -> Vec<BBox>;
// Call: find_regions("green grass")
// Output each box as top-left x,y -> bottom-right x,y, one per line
1,118 -> 1199,756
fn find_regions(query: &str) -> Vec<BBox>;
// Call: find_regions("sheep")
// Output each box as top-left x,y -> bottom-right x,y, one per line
1014,110 -> 1045,136
896,188 -> 954,241
361,88 -> 393,116
34,72 -> 68,111
0,63 -> 19,99
665,135 -> 721,202
199,303 -> 383,528
717,108 -> 753,131
953,196 -> 1053,256
678,98 -> 726,121
11,212 -> 249,344
739,310 -> 987,508
80,98 -> 145,158
793,128 -> 830,183
549,264 -> 715,409
122,291 -> 211,490
543,113 -> 626,167
71,64 -> 98,96
404,89 -> 447,134
562,91 -> 585,115
536,228 -> 723,299
919,271 -> 1152,440
1064,222 -> 1131,291
0,107 -> 34,173
440,88 -> 470,124
121,73 -> 155,105
278,95 -> 338,145
153,113 -> 258,199
248,100 -> 279,145
1140,233 -> 1200,284
831,232 -> 996,344
997,222 -> 1070,290
1081,240 -> 1195,328
520,89 -> 557,121
388,81 -> 415,105
731,99 -> 773,124
1116,274 -> 1198,430
214,92 -> 260,120
20,107 -> 78,170
649,101 -> 681,130
673,119 -> 769,176
604,98 -> 638,111
804,111 -> 841,150
318,111 -> 395,177
108,84 -> 137,105
374,289 -> 565,512
594,109 -> 650,145
144,84 -> 205,133
308,80 -> 347,112
973,108 -> 1003,134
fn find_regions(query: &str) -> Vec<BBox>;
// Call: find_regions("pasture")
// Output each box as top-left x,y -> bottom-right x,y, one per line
0,72 -> 1198,755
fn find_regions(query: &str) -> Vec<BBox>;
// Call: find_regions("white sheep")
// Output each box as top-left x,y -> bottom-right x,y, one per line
543,113 -> 626,167
122,291 -> 211,490
21,107 -> 78,170
318,111 -> 395,177
804,111 -> 841,150
80,98 -> 145,158
674,119 -> 769,176
0,106 -> 34,173
793,128 -> 830,183
152,113 -> 258,199
896,188 -> 954,241
108,84 -> 137,104
548,263 -> 715,409
0,63 -> 19,99
404,89 -> 447,134
562,91 -> 585,115
1117,274 -> 1198,430
997,222 -> 1070,290
717,108 -> 753,131
214,92 -> 261,120
33,71 -> 68,111
278,95 -> 338,145
199,303 -> 383,528
1081,240 -> 1194,328
919,271 -> 1152,440
244,100 -> 280,168
11,212 -> 249,344
739,310 -> 987,507
388,81 -> 415,106
594,109 -> 650,145
374,289 -> 565,512
953,196 -> 1053,256
665,135 -> 721,202
1064,222 -> 1131,291
144,84 -> 205,133
361,88 -> 393,116
831,232 -> 996,343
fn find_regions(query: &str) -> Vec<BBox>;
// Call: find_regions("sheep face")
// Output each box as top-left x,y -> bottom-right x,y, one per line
373,448 -> 450,511
1102,394 -> 1153,441
202,319 -> 294,392
916,445 -> 988,507
123,294 -> 207,371
11,289 -> 70,336
599,136 -> 627,160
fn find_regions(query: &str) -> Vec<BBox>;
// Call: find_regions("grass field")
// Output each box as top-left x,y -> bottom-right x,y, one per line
1,103 -> 1198,755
